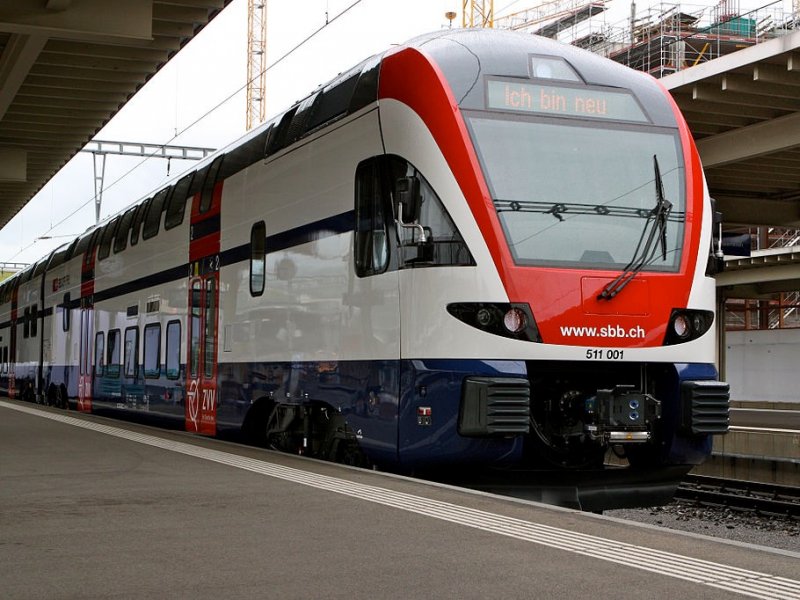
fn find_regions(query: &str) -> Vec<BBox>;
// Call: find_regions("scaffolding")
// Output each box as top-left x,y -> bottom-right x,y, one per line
578,0 -> 796,78
489,1 -> 797,79
723,226 -> 800,331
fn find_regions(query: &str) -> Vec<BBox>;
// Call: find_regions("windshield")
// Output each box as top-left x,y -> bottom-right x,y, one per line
468,114 -> 685,271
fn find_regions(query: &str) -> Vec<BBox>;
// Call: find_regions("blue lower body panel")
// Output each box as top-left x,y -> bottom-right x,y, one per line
37,358 -> 724,475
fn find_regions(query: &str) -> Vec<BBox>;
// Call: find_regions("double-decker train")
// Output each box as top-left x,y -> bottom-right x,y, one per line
0,29 -> 729,510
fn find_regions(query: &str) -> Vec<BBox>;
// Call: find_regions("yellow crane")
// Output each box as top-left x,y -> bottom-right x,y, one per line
246,0 -> 267,131
464,0 -> 608,39
462,0 -> 494,27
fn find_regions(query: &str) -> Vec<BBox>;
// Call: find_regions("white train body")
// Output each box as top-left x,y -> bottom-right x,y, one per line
0,30 -> 729,510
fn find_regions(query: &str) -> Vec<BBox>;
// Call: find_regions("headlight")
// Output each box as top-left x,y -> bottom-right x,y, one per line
503,307 -> 527,333
447,303 -> 541,342
673,314 -> 690,338
664,309 -> 714,345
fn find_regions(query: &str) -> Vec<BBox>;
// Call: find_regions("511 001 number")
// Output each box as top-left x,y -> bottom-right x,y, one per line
585,349 -> 624,360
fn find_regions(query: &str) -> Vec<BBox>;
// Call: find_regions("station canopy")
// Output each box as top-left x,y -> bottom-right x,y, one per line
0,0 -> 231,231
663,29 -> 800,229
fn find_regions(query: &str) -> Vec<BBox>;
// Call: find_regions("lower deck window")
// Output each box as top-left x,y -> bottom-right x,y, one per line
143,323 -> 161,379
166,321 -> 181,380
124,327 -> 138,378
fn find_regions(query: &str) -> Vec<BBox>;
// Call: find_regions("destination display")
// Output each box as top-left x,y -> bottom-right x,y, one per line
486,79 -> 649,122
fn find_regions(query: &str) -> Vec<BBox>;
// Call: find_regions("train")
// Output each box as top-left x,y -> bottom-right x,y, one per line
0,28 -> 730,511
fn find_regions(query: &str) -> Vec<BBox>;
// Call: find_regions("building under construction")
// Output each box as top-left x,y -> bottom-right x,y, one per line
492,0 -> 797,78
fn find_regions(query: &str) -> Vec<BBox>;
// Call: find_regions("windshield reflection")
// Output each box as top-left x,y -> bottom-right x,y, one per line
469,115 -> 685,270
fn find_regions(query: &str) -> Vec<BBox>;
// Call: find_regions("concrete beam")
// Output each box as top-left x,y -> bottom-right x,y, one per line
0,0 -> 152,42
714,249 -> 800,296
713,195 -> 800,227
716,262 -> 800,288
696,111 -> 800,167
0,33 -> 47,120
662,28 -> 800,91
717,279 -> 800,298
0,147 -> 26,182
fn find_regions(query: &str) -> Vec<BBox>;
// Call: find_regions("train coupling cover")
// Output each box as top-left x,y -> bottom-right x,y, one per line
584,385 -> 661,444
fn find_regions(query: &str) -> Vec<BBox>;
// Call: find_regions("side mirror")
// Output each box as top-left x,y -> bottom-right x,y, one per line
706,201 -> 725,275
395,176 -> 421,224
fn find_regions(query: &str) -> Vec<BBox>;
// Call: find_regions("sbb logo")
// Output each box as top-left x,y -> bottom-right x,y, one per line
600,325 -> 628,338
52,275 -> 70,292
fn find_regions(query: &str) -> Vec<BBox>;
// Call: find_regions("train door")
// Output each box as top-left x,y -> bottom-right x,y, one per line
186,275 -> 218,434
77,304 -> 93,412
184,156 -> 223,435
78,230 -> 99,412
8,284 -> 17,399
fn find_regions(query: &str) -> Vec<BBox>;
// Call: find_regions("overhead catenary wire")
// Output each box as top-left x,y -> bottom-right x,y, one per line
8,0 -> 367,263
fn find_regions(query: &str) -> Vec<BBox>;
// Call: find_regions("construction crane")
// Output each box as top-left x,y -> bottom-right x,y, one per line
462,0 -> 494,27
464,0 -> 608,41
246,0 -> 267,131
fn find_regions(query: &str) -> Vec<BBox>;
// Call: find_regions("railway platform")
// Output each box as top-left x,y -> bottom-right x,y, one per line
1,399 -> 798,600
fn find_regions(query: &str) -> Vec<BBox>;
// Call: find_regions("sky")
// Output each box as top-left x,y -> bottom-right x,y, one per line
0,0 -> 790,266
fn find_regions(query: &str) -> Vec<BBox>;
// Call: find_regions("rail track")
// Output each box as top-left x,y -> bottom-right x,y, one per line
676,474 -> 800,518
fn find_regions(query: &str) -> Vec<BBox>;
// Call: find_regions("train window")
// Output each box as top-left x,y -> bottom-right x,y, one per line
200,155 -> 224,214
83,229 -> 101,267
143,188 -> 169,240
34,258 -> 48,277
62,293 -> 70,332
165,172 -> 194,230
219,128 -> 270,179
114,207 -> 137,254
266,107 -> 297,156
106,329 -> 121,378
306,73 -> 359,133
124,326 -> 138,378
354,158 -> 391,277
165,320 -> 181,380
286,93 -> 317,145
79,311 -> 88,376
250,221 -> 266,296
98,216 -> 120,261
349,56 -> 380,114
470,117 -> 684,270
130,198 -> 151,247
204,279 -> 216,379
395,163 -> 474,268
72,232 -> 93,260
94,332 -> 104,377
30,304 -> 37,338
189,164 -> 208,196
63,237 -> 80,261
48,243 -> 71,269
143,323 -> 161,379
2,347 -> 7,373
23,307 -> 30,339
189,281 -> 201,378
355,155 -> 473,274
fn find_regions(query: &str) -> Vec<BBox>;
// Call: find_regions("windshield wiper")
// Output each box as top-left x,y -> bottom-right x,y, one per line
598,155 -> 672,301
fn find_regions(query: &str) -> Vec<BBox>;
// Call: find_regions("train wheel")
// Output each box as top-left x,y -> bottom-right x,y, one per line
47,383 -> 66,408
22,382 -> 36,404
242,398 -> 276,446
47,384 -> 57,406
